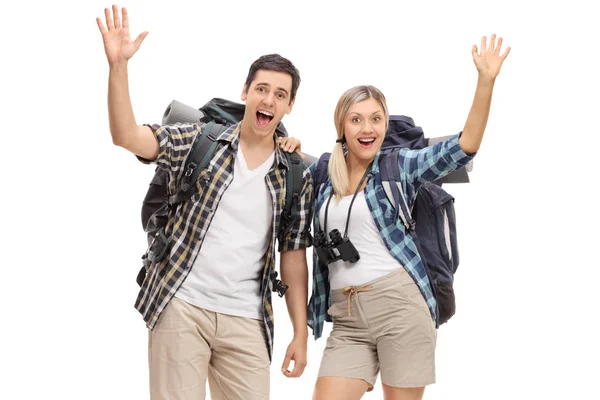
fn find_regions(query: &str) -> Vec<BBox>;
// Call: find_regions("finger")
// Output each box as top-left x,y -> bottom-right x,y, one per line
481,36 -> 486,53
291,360 -> 307,377
113,4 -> 121,30
281,354 -> 292,375
104,7 -> 114,30
495,37 -> 503,55
472,44 -> 478,58
501,46 -> 511,59
122,6 -> 129,30
134,31 -> 149,49
96,17 -> 108,35
297,151 -> 306,161
490,33 -> 496,52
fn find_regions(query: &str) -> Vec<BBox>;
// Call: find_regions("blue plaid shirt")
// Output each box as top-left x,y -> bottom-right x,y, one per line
307,134 -> 475,339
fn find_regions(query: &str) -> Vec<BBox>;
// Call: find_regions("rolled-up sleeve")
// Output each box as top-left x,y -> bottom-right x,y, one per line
136,123 -> 203,174
399,133 -> 475,186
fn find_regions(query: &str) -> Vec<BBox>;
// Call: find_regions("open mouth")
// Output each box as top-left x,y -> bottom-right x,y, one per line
358,137 -> 376,148
256,110 -> 274,128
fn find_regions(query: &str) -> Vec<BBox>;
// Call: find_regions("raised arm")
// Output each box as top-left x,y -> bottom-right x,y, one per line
97,5 -> 157,160
459,34 -> 511,154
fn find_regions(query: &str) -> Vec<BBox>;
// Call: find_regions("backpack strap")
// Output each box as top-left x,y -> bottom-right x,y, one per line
169,121 -> 226,205
273,151 -> 304,297
278,151 -> 304,241
283,152 -> 303,222
313,153 -> 331,191
379,151 -> 415,231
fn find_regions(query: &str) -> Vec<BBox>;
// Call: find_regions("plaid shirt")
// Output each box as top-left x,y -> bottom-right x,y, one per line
307,134 -> 474,339
135,122 -> 313,360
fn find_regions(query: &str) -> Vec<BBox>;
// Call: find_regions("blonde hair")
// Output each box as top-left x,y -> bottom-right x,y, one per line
328,85 -> 389,200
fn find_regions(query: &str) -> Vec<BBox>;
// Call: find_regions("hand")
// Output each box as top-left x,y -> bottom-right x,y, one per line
281,336 -> 307,378
472,34 -> 510,81
277,137 -> 306,160
96,5 -> 148,65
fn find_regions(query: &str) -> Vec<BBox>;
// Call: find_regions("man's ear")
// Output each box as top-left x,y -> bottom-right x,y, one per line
241,85 -> 248,101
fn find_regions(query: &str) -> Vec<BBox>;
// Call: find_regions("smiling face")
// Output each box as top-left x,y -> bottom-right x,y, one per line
240,69 -> 295,140
342,97 -> 387,163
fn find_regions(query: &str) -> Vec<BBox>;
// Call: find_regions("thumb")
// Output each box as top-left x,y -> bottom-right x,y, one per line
471,44 -> 478,59
134,31 -> 149,49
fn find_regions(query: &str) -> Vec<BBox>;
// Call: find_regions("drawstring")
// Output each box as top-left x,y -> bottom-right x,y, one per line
342,285 -> 372,316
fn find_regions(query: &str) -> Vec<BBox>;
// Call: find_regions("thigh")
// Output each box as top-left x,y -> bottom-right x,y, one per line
313,376 -> 370,400
209,314 -> 270,400
375,277 -> 437,388
149,297 -> 214,400
382,384 -> 425,400
317,304 -> 379,391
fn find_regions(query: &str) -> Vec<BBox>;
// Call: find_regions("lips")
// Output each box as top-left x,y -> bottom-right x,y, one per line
256,110 -> 273,128
358,137 -> 376,148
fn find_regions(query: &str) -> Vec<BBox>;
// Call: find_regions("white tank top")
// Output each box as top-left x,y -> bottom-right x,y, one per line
319,191 -> 403,290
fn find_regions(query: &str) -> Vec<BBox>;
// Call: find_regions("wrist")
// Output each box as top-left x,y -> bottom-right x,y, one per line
293,327 -> 308,340
109,60 -> 129,73
477,73 -> 496,86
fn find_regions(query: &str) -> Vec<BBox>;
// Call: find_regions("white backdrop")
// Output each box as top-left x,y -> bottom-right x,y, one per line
2,0 -> 599,399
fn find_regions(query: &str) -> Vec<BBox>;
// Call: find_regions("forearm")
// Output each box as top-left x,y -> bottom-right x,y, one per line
108,62 -> 139,147
459,75 -> 496,154
280,256 -> 309,339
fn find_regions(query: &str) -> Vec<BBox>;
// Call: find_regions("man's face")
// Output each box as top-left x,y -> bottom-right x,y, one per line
241,69 -> 294,138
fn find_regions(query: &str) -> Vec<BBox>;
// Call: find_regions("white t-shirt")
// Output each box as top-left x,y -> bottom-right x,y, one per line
176,147 -> 275,319
319,191 -> 403,290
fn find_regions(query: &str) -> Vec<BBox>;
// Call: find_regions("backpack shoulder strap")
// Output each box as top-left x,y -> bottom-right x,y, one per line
379,151 -> 415,231
169,121 -> 227,205
314,153 -> 331,190
279,151 -> 304,239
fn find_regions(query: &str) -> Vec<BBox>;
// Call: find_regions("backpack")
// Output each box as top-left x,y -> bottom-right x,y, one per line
313,115 -> 468,326
137,98 -> 307,296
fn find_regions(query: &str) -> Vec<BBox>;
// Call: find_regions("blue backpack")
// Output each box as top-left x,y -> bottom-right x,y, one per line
313,116 -> 468,326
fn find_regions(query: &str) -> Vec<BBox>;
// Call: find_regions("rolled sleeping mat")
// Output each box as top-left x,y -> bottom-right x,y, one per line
302,153 -> 317,167
426,135 -> 472,184
162,100 -> 207,125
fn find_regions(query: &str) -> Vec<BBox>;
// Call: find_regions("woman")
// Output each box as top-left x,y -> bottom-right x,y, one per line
307,35 -> 510,400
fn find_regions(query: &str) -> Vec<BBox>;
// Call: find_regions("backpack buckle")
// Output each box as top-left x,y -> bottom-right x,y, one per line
143,228 -> 170,264
408,219 -> 417,231
270,271 -> 288,297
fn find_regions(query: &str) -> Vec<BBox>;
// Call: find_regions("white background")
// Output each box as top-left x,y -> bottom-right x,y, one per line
2,0 -> 599,399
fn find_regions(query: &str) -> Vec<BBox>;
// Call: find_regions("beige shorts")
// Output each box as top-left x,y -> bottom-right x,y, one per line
148,297 -> 270,400
318,268 -> 437,389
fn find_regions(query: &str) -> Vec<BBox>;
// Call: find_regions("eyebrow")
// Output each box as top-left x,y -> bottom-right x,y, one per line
348,111 -> 383,117
255,82 -> 289,96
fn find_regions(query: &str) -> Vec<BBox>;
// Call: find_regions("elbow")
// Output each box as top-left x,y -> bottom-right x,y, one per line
461,144 -> 479,155
111,131 -> 130,149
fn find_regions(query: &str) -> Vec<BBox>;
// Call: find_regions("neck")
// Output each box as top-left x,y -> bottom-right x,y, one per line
239,120 -> 276,151
345,153 -> 373,176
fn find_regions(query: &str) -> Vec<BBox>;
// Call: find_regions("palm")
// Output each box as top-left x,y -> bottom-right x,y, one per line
472,34 -> 510,80
103,28 -> 137,62
96,6 -> 148,65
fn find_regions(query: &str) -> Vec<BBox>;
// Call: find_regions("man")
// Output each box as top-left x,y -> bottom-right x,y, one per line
97,5 -> 313,399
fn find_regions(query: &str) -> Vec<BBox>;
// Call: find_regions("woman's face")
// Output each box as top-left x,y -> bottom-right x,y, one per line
343,97 -> 387,163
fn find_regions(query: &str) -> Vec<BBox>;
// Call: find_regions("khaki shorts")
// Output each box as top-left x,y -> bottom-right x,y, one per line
149,297 -> 270,400
318,268 -> 437,389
